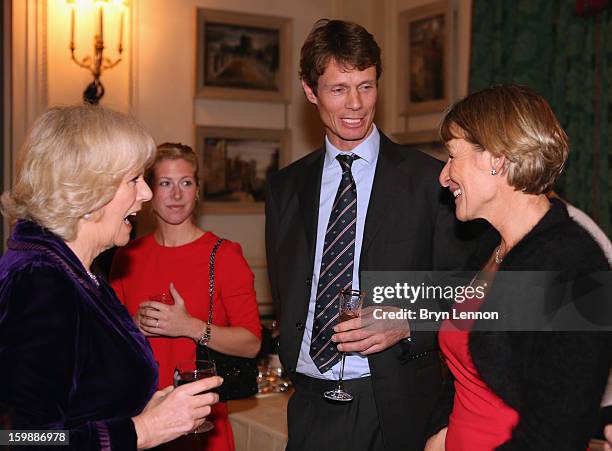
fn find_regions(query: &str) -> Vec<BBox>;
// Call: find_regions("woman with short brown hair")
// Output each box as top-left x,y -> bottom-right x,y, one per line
427,85 -> 611,450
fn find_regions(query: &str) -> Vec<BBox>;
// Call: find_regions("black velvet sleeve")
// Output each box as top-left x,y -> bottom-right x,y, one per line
0,265 -> 138,450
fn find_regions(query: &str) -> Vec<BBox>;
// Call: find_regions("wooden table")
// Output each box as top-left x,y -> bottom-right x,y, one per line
228,393 -> 290,451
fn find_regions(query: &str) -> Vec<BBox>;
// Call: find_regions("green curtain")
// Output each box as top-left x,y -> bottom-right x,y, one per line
470,0 -> 611,237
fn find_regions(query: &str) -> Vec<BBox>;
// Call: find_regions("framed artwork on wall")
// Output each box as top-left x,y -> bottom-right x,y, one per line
195,8 -> 292,103
394,130 -> 447,162
399,0 -> 453,115
196,126 -> 290,214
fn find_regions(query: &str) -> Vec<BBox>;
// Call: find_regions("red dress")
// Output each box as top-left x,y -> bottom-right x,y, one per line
438,298 -> 519,450
110,232 -> 261,451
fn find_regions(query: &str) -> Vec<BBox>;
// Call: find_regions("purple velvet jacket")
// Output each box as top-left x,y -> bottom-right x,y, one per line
0,220 -> 157,450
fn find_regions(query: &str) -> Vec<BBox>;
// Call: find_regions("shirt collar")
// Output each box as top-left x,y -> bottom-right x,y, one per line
324,124 -> 380,168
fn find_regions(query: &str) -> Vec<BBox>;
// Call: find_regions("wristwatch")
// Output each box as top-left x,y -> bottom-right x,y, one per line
197,324 -> 211,346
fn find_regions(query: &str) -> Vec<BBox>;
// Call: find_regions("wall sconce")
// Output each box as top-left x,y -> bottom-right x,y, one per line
68,0 -> 127,104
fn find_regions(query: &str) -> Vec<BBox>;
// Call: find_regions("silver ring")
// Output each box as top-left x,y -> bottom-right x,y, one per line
156,319 -> 159,328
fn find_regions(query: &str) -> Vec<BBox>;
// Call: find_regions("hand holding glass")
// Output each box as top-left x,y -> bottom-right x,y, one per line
173,360 -> 216,433
140,292 -> 173,318
324,289 -> 365,402
149,292 -> 174,305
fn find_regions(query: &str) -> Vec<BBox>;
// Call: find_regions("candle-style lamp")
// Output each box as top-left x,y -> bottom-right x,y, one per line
68,0 -> 127,105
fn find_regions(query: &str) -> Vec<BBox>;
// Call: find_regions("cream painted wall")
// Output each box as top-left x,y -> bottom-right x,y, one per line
129,0 -> 333,311
132,0 -> 330,152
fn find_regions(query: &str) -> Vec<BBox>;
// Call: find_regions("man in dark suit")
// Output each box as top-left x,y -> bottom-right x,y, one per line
265,19 -> 474,451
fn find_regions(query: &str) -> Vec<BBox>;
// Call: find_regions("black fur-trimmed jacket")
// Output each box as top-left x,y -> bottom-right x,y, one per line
441,199 -> 611,450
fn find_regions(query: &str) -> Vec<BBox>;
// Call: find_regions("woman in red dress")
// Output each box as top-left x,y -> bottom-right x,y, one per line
425,85 -> 610,450
111,143 -> 261,451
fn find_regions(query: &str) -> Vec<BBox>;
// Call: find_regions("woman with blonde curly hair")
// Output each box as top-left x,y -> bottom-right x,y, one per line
425,85 -> 611,450
0,105 -> 221,450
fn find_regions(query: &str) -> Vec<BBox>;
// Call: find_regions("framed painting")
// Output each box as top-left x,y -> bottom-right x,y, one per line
195,8 -> 292,103
394,130 -> 447,162
399,1 -> 453,115
196,126 -> 290,214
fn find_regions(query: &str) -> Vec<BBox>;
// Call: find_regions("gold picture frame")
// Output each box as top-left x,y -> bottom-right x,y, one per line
196,126 -> 290,214
399,0 -> 453,115
195,8 -> 292,103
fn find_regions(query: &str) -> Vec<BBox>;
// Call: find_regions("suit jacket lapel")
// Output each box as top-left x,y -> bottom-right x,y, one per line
361,134 -> 406,258
297,148 -> 325,259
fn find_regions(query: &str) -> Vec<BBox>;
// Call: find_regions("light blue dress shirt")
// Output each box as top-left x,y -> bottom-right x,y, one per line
296,125 -> 380,379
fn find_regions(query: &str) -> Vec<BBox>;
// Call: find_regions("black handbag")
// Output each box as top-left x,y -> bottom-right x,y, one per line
195,238 -> 259,402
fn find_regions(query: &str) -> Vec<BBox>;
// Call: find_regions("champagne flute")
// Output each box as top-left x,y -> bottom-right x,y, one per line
174,360 -> 216,433
324,289 -> 365,402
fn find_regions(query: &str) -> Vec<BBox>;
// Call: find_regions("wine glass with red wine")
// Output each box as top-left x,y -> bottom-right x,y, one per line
173,360 -> 216,433
324,289 -> 365,402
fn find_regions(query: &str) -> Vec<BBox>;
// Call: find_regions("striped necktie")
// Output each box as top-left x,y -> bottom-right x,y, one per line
310,153 -> 359,374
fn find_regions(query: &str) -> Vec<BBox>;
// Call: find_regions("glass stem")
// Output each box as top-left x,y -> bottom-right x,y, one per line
338,353 -> 347,389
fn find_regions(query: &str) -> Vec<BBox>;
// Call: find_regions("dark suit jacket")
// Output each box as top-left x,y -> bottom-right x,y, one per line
265,132 -> 478,450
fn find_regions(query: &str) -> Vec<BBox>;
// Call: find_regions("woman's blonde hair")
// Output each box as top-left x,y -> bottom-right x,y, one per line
1,105 -> 156,241
146,142 -> 200,222
440,84 -> 568,194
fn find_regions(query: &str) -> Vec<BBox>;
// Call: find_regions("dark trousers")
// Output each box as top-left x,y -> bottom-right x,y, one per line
286,373 -> 384,451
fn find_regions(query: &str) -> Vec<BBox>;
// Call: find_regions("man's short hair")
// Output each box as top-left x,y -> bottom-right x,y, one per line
299,19 -> 382,94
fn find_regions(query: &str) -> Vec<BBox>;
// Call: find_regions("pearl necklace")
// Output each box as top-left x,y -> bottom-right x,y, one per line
494,245 -> 504,264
